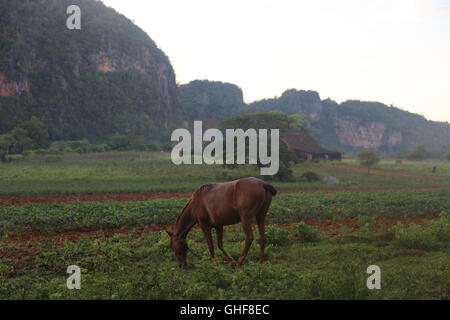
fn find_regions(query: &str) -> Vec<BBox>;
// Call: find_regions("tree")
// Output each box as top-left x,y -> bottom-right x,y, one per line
109,130 -> 145,151
357,149 -> 380,174
19,116 -> 49,148
219,111 -> 306,181
406,144 -> 429,161
5,127 -> 33,154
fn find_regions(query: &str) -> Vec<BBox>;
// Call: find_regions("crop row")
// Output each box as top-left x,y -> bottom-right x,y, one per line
1,190 -> 449,235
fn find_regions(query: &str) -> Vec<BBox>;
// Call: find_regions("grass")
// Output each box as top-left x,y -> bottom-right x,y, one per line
1,214 -> 448,300
1,153 -> 449,300
341,159 -> 450,178
0,152 -> 449,195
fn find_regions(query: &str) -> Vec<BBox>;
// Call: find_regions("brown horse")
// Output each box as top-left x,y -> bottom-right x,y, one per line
167,177 -> 277,268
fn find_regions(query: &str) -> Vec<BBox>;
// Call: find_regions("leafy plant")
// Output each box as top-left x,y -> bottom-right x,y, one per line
265,225 -> 290,246
292,222 -> 324,242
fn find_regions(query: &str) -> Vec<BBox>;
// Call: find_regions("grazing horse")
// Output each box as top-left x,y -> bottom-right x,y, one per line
167,177 -> 277,268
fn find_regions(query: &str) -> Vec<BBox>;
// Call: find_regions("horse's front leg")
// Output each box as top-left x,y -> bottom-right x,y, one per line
200,224 -> 216,260
216,226 -> 235,266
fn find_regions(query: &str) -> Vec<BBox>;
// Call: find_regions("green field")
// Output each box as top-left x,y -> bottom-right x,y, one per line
1,153 -> 449,300
0,152 -> 449,194
1,190 -> 449,299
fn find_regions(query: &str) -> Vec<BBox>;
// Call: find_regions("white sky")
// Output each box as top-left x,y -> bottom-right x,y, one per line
101,0 -> 450,122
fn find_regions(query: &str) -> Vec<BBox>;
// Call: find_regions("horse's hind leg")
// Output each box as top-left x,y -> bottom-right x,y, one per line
216,226 -> 235,265
236,219 -> 254,268
256,214 -> 266,264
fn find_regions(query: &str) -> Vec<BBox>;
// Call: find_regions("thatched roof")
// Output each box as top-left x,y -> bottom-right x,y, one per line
280,131 -> 340,154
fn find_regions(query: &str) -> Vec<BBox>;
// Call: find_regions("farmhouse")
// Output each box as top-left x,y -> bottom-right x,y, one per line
280,131 -> 341,161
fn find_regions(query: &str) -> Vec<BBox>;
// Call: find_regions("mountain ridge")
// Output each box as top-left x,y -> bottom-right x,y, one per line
0,0 -> 185,143
180,80 -> 450,152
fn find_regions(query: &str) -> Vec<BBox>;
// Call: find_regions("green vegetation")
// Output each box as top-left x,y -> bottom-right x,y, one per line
179,80 -> 245,122
357,150 -> 381,174
1,190 -> 449,236
220,111 -> 305,181
0,201 -> 448,299
0,154 -> 449,195
0,154 -> 449,300
405,144 -> 429,161
0,116 -> 48,154
0,0 -> 183,144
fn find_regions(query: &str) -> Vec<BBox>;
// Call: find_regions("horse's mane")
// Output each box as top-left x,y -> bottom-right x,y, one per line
194,183 -> 216,197
175,183 -> 217,226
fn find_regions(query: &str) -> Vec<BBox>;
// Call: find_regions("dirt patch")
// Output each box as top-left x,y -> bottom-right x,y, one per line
3,216 -> 436,246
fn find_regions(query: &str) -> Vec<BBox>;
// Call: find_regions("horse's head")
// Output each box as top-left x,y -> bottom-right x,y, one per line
166,230 -> 188,268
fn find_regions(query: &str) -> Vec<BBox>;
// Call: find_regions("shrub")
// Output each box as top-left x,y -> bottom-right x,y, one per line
392,223 -> 437,250
292,222 -> 324,242
265,225 -> 290,246
427,212 -> 450,242
357,215 -> 376,237
68,140 -> 90,153
146,144 -> 161,152
263,164 -> 294,182
49,141 -> 69,153
300,171 -> 320,182
87,144 -> 108,153
406,144 -> 429,161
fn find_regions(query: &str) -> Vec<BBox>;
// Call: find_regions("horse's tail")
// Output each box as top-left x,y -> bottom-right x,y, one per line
257,183 -> 276,217
263,183 -> 277,196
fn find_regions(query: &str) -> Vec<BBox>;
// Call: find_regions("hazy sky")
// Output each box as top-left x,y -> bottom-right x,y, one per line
101,0 -> 450,122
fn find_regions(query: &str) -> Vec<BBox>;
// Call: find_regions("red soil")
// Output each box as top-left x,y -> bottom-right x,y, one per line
1,186 -> 450,206
4,216 -> 436,247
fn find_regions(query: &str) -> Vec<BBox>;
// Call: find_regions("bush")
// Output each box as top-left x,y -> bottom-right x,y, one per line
392,223 -> 437,250
67,140 -> 90,153
146,144 -> 161,152
427,212 -> 450,242
292,222 -> 324,242
300,171 -> 320,182
265,225 -> 290,246
406,144 -> 429,161
87,144 -> 108,153
263,164 -> 294,182
49,141 -> 69,153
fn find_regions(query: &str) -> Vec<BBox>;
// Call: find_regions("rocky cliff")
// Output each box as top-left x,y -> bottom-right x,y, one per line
0,0 -> 184,142
246,90 -> 450,152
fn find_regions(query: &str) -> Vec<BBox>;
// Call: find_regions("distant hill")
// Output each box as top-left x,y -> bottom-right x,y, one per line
179,80 -> 244,130
0,0 -> 184,143
2,1 -> 448,153
179,82 -> 450,153
247,90 -> 450,152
